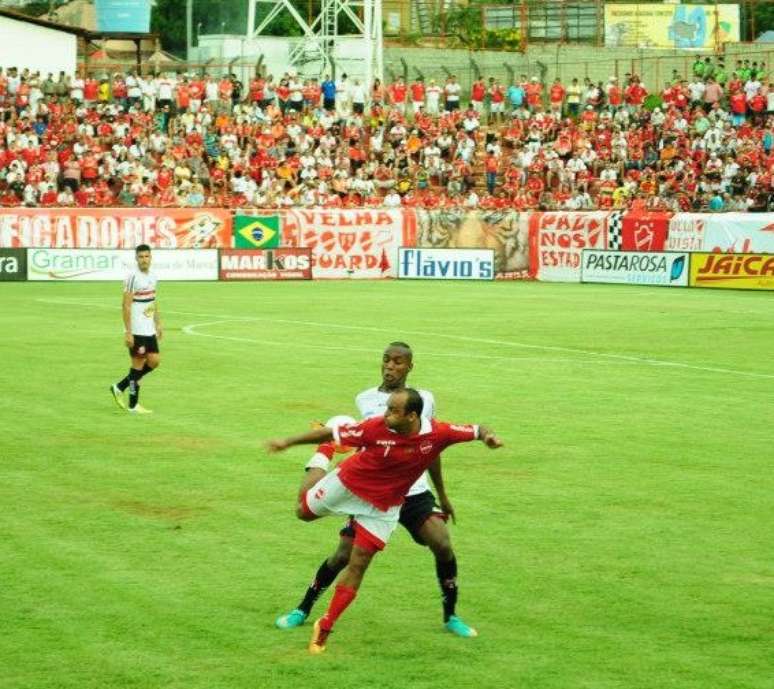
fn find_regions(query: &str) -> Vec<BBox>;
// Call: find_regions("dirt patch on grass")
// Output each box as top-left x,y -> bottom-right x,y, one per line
111,499 -> 207,521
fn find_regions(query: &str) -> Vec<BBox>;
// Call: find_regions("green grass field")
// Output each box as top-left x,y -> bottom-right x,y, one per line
1,280 -> 772,689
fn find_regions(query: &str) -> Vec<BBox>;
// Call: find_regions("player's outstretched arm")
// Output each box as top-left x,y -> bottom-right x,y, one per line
478,425 -> 504,449
264,426 -> 335,454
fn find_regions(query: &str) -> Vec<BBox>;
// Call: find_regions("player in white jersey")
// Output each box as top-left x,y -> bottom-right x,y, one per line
274,342 -> 478,638
110,244 -> 162,414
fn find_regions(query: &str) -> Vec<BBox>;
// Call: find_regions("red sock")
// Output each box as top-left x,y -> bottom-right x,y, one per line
316,442 -> 335,460
320,584 -> 357,631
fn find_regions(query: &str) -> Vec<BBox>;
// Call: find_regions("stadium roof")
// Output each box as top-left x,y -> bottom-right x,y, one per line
0,6 -> 152,41
0,6 -> 91,36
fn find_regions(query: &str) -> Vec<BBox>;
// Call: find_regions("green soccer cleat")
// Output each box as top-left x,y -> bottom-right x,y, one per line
444,615 -> 478,638
128,404 -> 153,415
110,384 -> 125,410
275,609 -> 307,629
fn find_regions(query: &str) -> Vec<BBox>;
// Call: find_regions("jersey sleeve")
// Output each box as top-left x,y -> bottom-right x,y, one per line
332,417 -> 381,448
123,272 -> 135,294
420,390 -> 436,418
436,421 -> 479,449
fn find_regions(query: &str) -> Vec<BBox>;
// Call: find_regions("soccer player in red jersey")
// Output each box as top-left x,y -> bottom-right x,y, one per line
266,389 -> 503,653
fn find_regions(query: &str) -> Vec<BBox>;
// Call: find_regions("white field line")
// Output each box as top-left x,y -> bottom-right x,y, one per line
180,320 -> 634,365
35,297 -> 774,380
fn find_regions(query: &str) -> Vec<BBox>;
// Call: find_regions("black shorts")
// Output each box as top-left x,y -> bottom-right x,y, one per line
338,490 -> 446,545
129,334 -> 159,356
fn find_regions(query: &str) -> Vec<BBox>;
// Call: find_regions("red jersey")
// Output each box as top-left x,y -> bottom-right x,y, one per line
334,417 -> 479,510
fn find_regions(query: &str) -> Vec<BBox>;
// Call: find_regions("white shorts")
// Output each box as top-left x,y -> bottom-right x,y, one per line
301,469 -> 400,551
491,102 -> 504,113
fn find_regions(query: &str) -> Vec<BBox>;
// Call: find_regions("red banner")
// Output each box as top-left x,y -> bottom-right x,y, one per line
529,211 -> 610,282
621,212 -> 671,251
219,248 -> 312,280
278,208 -> 415,278
0,208 -> 233,248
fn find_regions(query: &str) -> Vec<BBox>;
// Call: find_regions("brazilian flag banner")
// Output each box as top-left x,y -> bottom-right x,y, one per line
233,215 -> 281,248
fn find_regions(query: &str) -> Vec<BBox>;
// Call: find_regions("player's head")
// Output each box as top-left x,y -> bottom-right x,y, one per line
384,388 -> 423,434
381,341 -> 413,391
135,244 -> 151,272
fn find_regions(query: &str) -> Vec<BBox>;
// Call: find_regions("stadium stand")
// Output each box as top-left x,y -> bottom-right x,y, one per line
1,58 -> 773,212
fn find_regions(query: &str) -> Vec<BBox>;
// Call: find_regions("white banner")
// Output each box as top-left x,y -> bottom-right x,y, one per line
581,250 -> 689,287
27,249 -> 218,281
398,247 -> 495,280
531,211 -> 611,282
701,213 -> 774,254
666,214 -> 706,251
279,209 -> 414,279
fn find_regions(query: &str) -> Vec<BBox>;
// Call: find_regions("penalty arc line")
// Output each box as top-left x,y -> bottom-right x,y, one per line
34,297 -> 774,380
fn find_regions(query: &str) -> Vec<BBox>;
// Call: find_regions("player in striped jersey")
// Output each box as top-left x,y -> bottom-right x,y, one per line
274,342 -> 479,638
110,244 -> 162,414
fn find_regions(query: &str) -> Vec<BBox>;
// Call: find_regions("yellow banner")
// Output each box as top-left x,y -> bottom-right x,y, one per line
689,253 -> 774,290
604,3 -> 739,49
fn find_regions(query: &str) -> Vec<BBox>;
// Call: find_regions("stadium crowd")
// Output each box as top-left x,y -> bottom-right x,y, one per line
1,55 -> 774,211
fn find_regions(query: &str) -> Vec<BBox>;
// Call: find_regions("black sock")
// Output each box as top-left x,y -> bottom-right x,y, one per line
436,556 -> 458,622
297,558 -> 345,616
138,363 -> 154,380
116,368 -> 133,392
128,368 -> 142,409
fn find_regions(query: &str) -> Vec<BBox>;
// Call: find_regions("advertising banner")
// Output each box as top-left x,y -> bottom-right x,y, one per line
530,211 -> 611,282
582,250 -> 688,287
233,214 -> 281,249
219,249 -> 312,280
0,247 -> 27,281
689,253 -> 774,290
620,212 -> 671,252
666,214 -> 706,251
398,248 -> 495,280
0,208 -> 232,249
604,4 -> 739,49
95,0 -> 151,33
415,210 -> 531,279
701,213 -> 774,254
27,249 -> 218,281
279,209 -> 415,278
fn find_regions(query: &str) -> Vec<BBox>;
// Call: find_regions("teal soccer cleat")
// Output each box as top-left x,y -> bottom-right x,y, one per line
275,609 -> 307,629
444,615 -> 478,638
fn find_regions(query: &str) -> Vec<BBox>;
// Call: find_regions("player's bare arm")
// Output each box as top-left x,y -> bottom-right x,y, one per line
478,425 -> 503,448
427,457 -> 456,524
154,302 -> 163,340
122,289 -> 133,348
266,426 -> 335,453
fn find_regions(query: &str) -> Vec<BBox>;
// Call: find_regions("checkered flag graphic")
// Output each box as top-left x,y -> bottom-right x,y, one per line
608,211 -> 624,250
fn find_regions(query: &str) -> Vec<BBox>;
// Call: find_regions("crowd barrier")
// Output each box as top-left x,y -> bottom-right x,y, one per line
1,208 -> 773,290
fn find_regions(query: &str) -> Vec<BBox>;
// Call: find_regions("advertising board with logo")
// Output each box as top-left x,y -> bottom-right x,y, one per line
0,248 -> 27,281
0,208 -> 232,249
530,212 -> 611,282
689,253 -> 774,290
279,209 -> 415,278
415,210 -> 532,279
398,247 -> 495,280
581,250 -> 688,287
27,249 -> 218,281
219,249 -> 312,280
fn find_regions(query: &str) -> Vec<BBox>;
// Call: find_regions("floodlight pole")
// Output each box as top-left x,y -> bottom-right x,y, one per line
186,0 -> 193,60
247,0 -> 383,84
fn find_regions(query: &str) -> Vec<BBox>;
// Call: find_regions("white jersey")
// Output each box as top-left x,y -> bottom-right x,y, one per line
355,386 -> 436,496
123,269 -> 158,336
